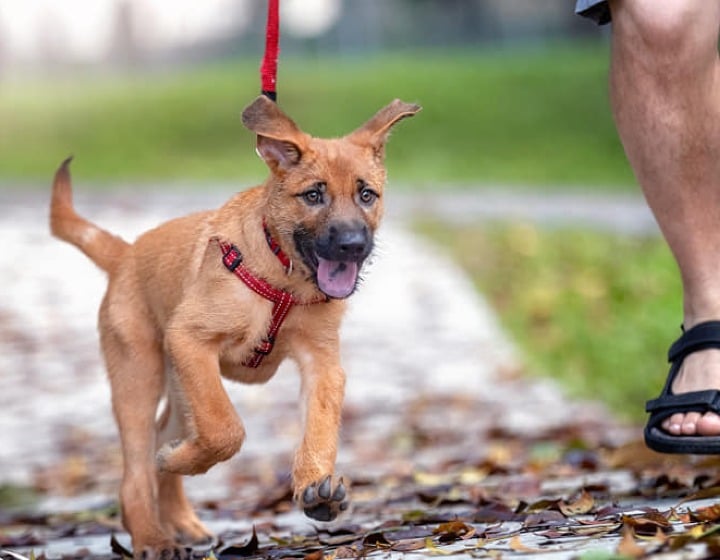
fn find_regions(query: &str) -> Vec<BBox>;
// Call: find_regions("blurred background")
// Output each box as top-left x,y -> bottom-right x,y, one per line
0,0 -> 626,186
0,0 -> 681,503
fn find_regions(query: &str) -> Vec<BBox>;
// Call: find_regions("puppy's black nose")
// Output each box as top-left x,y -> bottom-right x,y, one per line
335,227 -> 369,260
318,222 -> 372,262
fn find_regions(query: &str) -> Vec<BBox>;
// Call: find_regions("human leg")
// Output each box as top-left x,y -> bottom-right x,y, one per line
609,0 -> 720,438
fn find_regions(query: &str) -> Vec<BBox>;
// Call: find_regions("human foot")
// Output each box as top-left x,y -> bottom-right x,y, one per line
645,321 -> 720,454
661,347 -> 720,436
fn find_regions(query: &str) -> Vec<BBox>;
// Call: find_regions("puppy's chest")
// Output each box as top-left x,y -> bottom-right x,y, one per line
218,305 -> 302,383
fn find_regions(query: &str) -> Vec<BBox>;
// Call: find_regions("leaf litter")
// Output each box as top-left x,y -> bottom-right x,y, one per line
4,394 -> 720,559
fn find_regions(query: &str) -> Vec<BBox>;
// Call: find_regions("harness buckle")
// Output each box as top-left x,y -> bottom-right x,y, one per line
223,245 -> 243,272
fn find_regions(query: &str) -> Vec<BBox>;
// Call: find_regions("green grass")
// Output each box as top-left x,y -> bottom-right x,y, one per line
0,43 -> 634,189
417,221 -> 681,422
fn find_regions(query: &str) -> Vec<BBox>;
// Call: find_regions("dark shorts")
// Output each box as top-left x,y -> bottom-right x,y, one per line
576,0 -> 611,25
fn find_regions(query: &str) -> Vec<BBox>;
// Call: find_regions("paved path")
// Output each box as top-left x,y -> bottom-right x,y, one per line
0,187 -> 670,559
1,187 -> 647,487
388,187 -> 659,235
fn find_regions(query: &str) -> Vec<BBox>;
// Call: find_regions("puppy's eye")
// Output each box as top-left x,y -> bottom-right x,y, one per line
304,190 -> 322,205
300,182 -> 326,206
357,180 -> 378,206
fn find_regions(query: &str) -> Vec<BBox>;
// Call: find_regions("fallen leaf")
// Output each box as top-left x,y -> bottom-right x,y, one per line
559,490 -> 595,516
526,498 -> 559,512
433,520 -> 475,542
670,523 -> 720,550
621,512 -> 671,536
570,522 -> 622,538
603,440 -> 686,470
423,537 -> 452,556
509,535 -> 545,553
362,532 -> 391,549
691,503 -> 720,522
110,533 -> 132,558
391,538 -> 427,552
616,526 -> 645,558
524,510 -> 567,528
218,526 -> 259,557
334,545 -> 360,559
474,502 -> 522,522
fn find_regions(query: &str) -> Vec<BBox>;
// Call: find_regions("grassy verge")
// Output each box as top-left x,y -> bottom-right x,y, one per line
417,221 -> 680,422
0,43 -> 634,189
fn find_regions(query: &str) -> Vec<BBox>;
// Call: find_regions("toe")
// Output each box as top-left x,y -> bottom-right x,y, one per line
680,412 -> 701,435
697,412 -> 720,436
299,475 -> 349,522
663,413 -> 685,435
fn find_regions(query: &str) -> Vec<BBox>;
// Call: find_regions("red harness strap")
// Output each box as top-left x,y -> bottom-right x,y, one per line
263,217 -> 292,272
217,227 -> 324,368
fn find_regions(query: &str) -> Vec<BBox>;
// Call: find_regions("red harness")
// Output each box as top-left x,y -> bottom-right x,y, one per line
218,222 -> 325,368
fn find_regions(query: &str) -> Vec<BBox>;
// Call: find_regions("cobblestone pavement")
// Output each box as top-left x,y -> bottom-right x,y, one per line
1,187 -> 682,559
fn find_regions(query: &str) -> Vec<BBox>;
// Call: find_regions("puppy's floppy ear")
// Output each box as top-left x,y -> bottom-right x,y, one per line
348,99 -> 421,161
241,96 -> 310,171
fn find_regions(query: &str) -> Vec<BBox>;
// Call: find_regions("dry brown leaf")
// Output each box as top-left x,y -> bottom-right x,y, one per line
570,522 -> 622,537
508,535 -> 545,553
559,490 -> 594,516
362,532 -> 391,549
691,503 -> 720,522
391,538 -> 427,552
621,512 -> 671,536
218,526 -> 259,556
637,527 -> 669,546
603,440 -> 688,470
617,526 -> 646,558
334,545 -> 360,559
526,498 -> 559,512
523,510 -> 566,528
433,520 -> 476,542
423,537 -> 453,556
670,522 -> 720,550
677,485 -> 720,506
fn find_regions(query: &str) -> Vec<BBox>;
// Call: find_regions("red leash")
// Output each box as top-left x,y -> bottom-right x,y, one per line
260,0 -> 280,101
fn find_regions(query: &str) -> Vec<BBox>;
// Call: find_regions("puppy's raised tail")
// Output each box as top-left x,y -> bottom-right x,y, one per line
50,157 -> 130,273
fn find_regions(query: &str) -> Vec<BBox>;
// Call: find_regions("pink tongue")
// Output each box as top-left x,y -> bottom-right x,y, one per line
317,257 -> 359,298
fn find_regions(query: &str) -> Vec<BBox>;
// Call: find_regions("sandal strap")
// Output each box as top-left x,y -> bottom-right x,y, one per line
668,320 -> 720,363
646,389 -> 720,413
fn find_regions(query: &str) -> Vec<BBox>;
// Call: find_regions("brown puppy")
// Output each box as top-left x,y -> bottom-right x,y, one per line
49,95 -> 420,558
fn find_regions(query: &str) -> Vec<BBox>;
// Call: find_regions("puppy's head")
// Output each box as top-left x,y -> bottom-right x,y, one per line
242,96 -> 420,299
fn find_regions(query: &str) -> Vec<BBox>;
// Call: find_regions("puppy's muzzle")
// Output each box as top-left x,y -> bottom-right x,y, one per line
316,221 -> 372,263
304,220 -> 372,300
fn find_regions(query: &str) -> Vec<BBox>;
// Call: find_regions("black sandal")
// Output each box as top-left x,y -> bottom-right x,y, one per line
645,321 -> 720,454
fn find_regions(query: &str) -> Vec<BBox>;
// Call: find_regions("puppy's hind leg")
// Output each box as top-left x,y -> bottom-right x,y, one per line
156,387 -> 213,545
100,303 -> 178,558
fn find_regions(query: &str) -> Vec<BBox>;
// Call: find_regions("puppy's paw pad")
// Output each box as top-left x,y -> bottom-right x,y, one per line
300,475 -> 349,522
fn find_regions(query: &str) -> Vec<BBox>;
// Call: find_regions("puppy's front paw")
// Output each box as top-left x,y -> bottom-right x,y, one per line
299,475 -> 348,522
